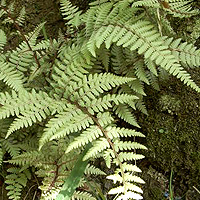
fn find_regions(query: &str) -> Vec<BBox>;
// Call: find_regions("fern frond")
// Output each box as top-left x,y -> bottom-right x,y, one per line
0,29 -> 6,50
89,0 -> 109,6
9,45 -> 34,73
0,0 -> 6,7
113,104 -> 140,127
69,73 -> 135,104
87,93 -> 138,115
115,191 -> 143,200
1,139 -> 20,157
0,91 -> 35,118
109,183 -> 143,194
122,163 -> 142,173
86,7 -> 200,92
7,22 -> 46,82
52,47 -> 93,93
111,45 -> 128,75
107,171 -> 145,184
8,150 -> 47,166
0,2 -> 15,24
72,191 -> 96,200
135,98 -> 148,115
166,0 -> 199,18
97,44 -> 110,72
106,126 -> 145,139
5,167 -> 31,200
147,71 -> 160,91
103,149 -> 113,168
164,37 -> 200,67
15,7 -> 26,26
85,164 -> 106,175
0,1 -> 198,199
60,0 -> 82,28
7,108 -> 48,136
66,126 -> 103,153
94,3 -> 113,30
118,152 -> 145,162
83,138 -> 110,160
114,140 -> 147,152
0,90 -> 54,138
135,60 -> 150,84
145,58 -> 158,76
107,171 -> 144,199
132,0 -> 160,8
40,113 -> 93,149
32,39 -> 53,51
26,22 -> 46,44
108,183 -> 143,194
0,61 -> 24,91
127,79 -> 146,96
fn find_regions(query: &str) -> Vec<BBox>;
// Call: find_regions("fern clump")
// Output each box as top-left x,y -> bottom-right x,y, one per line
0,0 -> 199,199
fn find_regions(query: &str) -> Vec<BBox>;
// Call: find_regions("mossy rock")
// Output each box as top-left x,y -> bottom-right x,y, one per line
139,74 -> 200,199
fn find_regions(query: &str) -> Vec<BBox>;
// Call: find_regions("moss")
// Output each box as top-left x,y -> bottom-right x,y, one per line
139,75 -> 200,199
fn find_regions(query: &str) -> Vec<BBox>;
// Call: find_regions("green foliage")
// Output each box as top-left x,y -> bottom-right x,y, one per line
5,167 -> 31,200
0,0 -> 199,200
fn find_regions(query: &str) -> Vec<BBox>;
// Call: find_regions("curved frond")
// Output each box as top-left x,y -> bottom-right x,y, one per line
2,139 -> 20,157
106,126 -> 145,139
85,164 -> 106,175
114,140 -> 147,152
16,7 -> 26,26
0,61 -> 24,91
66,126 -> 103,153
0,29 -> 6,50
60,0 -> 82,27
86,6 -> 200,92
165,37 -> 200,67
113,104 -> 140,127
72,191 -> 96,200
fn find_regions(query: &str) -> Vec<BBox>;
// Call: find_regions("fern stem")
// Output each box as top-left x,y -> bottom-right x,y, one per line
42,19 -> 48,40
157,8 -> 163,36
169,169 -> 173,200
47,160 -> 61,192
193,186 -> 200,194
48,41 -> 64,79
68,98 -> 127,193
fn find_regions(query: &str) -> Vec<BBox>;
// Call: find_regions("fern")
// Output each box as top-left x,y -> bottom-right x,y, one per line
132,0 -> 199,18
60,0 -> 82,28
15,7 -> 26,26
72,191 -> 96,200
0,61 -> 24,91
164,37 -> 200,67
0,0 -> 199,199
5,167 -> 31,200
85,164 -> 106,176
0,29 -> 6,50
1,139 -> 20,157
